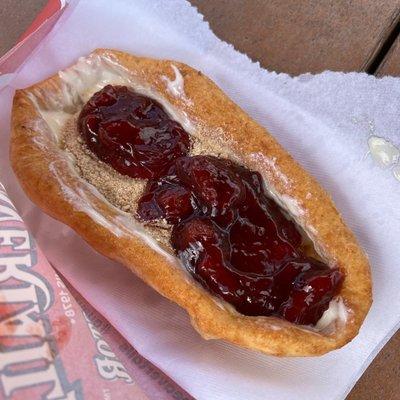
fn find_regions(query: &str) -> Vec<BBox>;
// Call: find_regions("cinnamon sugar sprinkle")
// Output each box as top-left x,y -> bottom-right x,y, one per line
60,116 -> 174,248
61,116 -> 146,214
60,114 -> 235,249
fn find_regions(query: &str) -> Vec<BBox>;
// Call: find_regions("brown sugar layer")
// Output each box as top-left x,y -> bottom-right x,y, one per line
60,115 -> 175,248
61,116 -> 146,212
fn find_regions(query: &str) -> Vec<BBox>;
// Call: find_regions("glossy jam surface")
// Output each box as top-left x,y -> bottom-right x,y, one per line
139,155 -> 343,325
78,85 -> 190,179
80,86 -> 343,326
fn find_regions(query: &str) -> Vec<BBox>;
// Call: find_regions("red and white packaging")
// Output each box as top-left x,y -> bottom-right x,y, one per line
0,184 -> 194,400
0,181 -> 143,399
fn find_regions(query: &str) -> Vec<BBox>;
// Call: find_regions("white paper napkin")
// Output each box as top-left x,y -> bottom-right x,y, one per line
1,1 -> 400,399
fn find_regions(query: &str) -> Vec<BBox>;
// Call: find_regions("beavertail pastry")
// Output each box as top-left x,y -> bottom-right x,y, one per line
11,49 -> 372,356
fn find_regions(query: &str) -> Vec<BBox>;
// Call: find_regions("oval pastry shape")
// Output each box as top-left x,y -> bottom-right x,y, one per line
10,49 -> 372,356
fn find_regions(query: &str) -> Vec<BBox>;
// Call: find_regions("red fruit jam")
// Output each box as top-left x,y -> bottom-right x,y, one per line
137,173 -> 196,224
78,85 -> 190,179
81,85 -> 344,326
175,156 -> 246,216
140,155 -> 344,326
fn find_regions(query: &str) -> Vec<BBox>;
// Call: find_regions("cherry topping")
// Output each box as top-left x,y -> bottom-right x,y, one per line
172,217 -> 223,253
195,246 -> 277,316
279,266 -> 344,325
172,217 -> 277,315
225,163 -> 302,275
78,85 -> 190,179
175,156 -> 245,216
137,175 -> 195,224
229,217 -> 298,275
79,85 -> 344,326
169,157 -> 343,325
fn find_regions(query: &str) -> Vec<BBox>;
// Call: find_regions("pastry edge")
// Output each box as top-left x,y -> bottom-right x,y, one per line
10,48 -> 372,356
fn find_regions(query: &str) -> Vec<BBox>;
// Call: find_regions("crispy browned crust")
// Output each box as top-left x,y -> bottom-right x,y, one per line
10,49 -> 372,356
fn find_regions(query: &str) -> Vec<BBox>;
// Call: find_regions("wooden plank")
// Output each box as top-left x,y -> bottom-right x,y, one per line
363,8 -> 400,74
190,0 -> 400,75
376,34 -> 400,76
347,332 -> 400,400
0,0 -> 47,56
